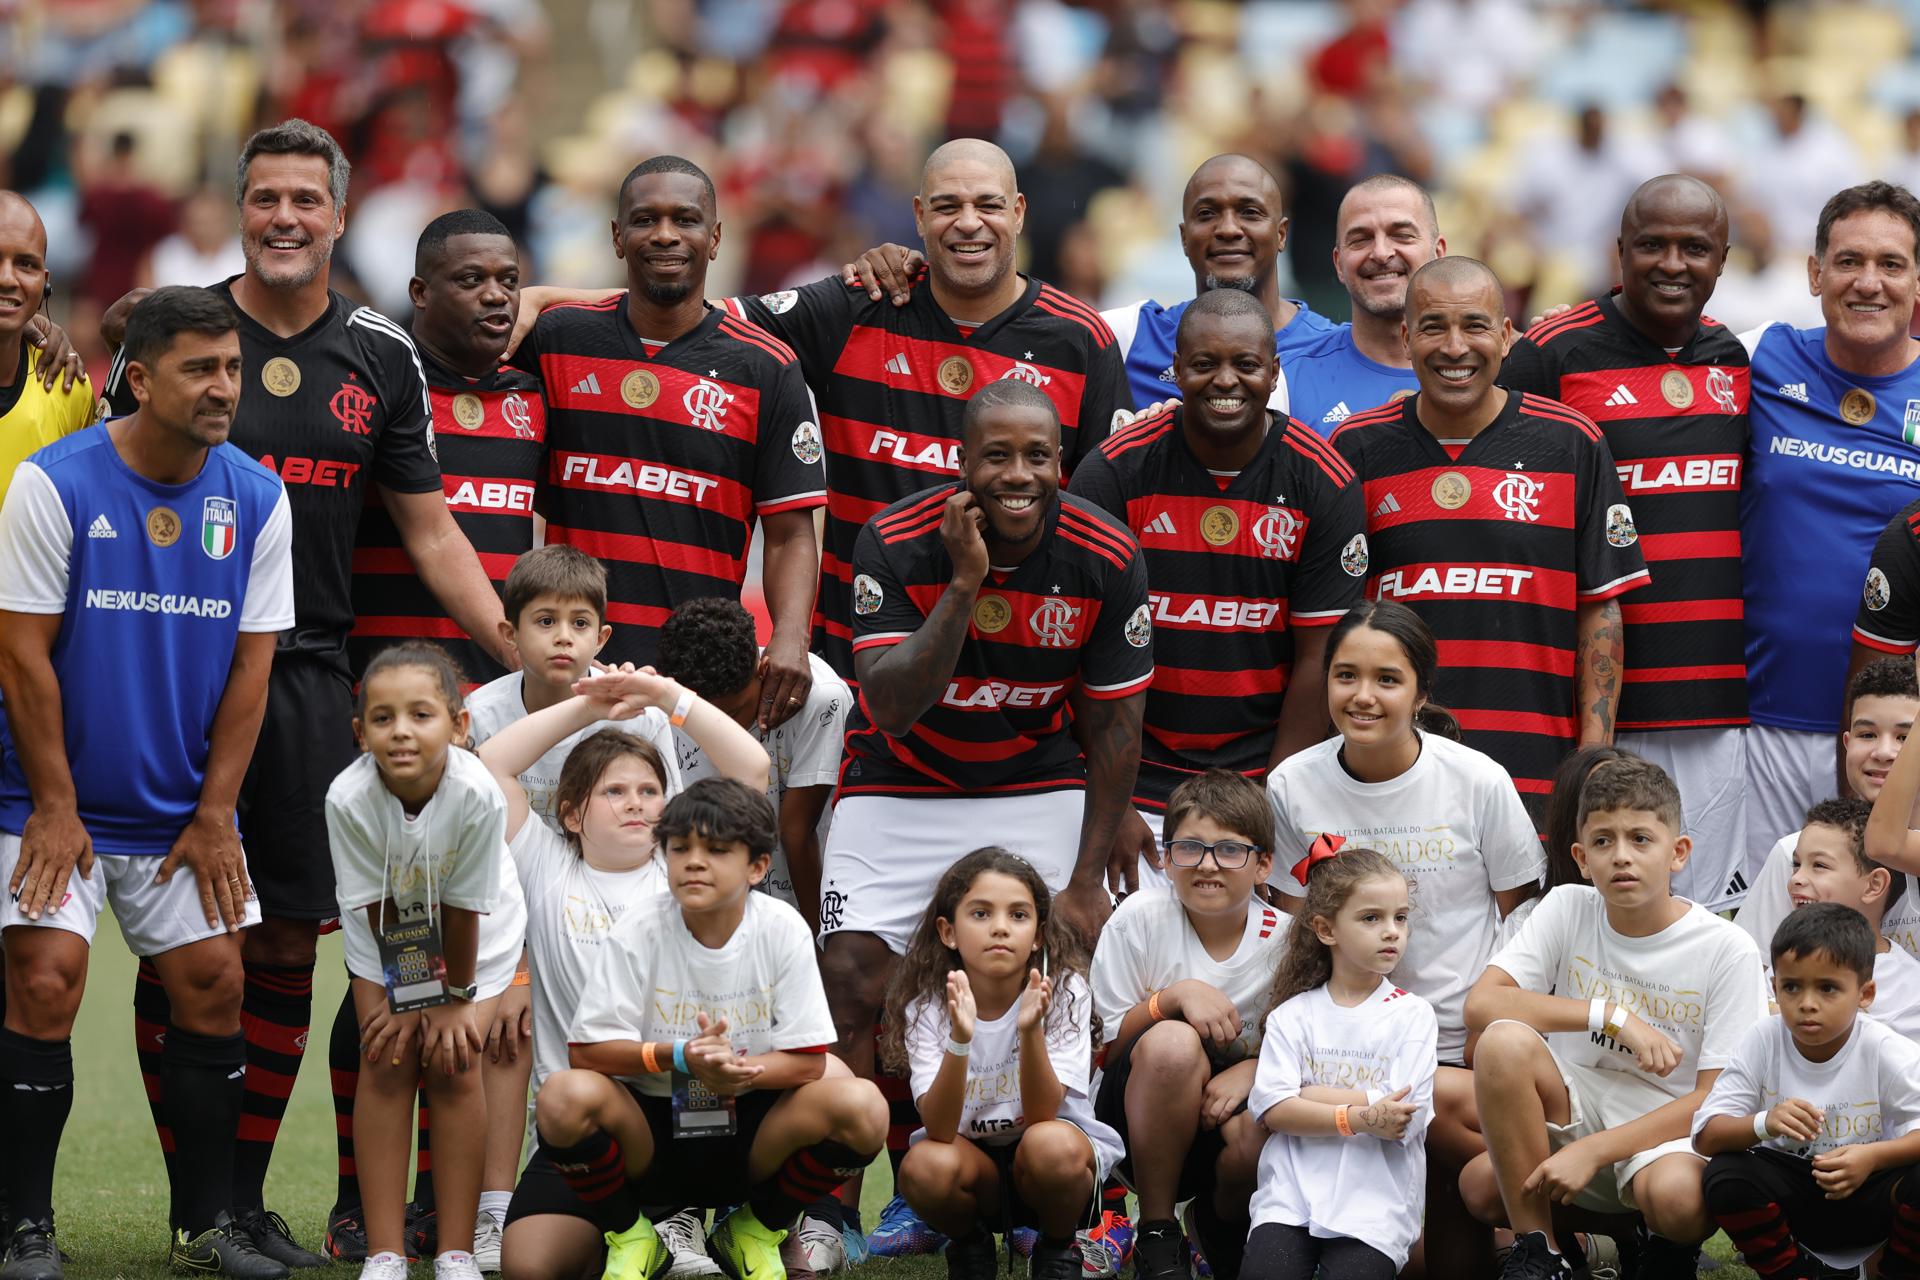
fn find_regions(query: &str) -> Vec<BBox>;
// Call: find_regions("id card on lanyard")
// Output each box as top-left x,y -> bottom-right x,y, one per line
378,832 -> 448,1014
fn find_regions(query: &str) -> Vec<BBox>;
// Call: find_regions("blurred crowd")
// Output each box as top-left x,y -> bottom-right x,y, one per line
12,0 -> 1920,382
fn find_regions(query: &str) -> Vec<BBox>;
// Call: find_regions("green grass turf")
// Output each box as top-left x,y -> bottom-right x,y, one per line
50,917 -> 1756,1278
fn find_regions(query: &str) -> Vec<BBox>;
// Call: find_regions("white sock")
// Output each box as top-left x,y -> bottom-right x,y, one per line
479,1192 -> 512,1227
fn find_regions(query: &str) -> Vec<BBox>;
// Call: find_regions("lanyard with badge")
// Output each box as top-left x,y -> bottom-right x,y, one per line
376,832 -> 449,1013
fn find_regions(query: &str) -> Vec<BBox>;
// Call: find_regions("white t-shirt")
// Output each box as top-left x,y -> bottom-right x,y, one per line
326,747 -> 506,921
1735,832 -> 1920,960
570,890 -> 835,1097
1247,980 -> 1437,1270
468,671 -> 682,828
1691,1016 -> 1920,1268
1489,885 -> 1767,1113
510,815 -> 670,1088
1267,734 -> 1544,1060
1089,888 -> 1288,1060
904,973 -> 1124,1176
673,651 -> 847,905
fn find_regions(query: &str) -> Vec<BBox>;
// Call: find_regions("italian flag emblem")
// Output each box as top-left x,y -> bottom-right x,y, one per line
201,496 -> 237,560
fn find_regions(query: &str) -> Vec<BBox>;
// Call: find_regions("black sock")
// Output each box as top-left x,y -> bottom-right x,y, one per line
328,986 -> 360,1213
163,1027 -> 246,1234
0,1027 -> 74,1224
233,961 -> 314,1209
133,958 -> 181,1225
749,1140 -> 868,1229
412,1090 -> 435,1210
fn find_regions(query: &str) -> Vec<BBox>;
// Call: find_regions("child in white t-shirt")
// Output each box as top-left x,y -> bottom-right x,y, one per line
482,669 -> 769,1280
326,643 -> 509,1280
536,780 -> 884,1280
1089,769 -> 1284,1280
1462,754 -> 1767,1280
1782,797 -> 1920,1039
883,848 -> 1124,1280
1695,904 -> 1920,1277
1247,845 -> 1435,1280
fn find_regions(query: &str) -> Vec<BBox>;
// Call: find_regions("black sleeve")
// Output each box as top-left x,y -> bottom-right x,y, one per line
1069,337 -> 1130,473
1064,447 -> 1130,524
1854,501 -> 1920,655
1499,335 -> 1561,399
725,276 -> 858,390
357,311 -> 443,494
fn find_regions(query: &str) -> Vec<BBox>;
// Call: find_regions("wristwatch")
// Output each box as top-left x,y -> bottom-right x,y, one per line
448,982 -> 478,1003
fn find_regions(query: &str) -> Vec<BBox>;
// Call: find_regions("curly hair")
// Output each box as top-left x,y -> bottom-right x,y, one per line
1266,846 -> 1404,1015
880,848 -> 1099,1073
657,597 -> 760,700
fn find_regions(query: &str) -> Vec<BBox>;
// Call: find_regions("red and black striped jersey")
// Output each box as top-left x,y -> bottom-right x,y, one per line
1331,391 -> 1650,819
1502,293 -> 1751,732
841,486 -> 1154,799
104,281 -> 441,678
1067,408 -> 1368,809
1852,496 -> 1920,656
724,272 -> 1129,677
346,347 -> 546,686
513,298 -> 826,666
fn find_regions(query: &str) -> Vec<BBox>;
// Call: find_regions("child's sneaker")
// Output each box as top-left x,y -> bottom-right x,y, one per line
355,1252 -> 409,1280
433,1251 -> 484,1280
1131,1219 -> 1189,1280
658,1211 -> 721,1278
866,1195 -> 946,1258
471,1215 -> 503,1275
1009,1228 -> 1037,1259
604,1215 -> 673,1280
1498,1232 -> 1572,1280
837,1214 -> 869,1269
324,1207 -> 369,1264
708,1206 -> 788,1280
1032,1239 -> 1082,1280
1079,1209 -> 1134,1279
405,1204 -> 439,1262
943,1229 -> 997,1280
795,1214 -> 846,1274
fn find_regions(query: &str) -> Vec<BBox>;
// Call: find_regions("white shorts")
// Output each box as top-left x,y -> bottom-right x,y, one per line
340,870 -> 527,1000
1616,728 -> 1746,909
820,792 -> 1084,953
0,832 -> 263,956
1743,725 -> 1834,891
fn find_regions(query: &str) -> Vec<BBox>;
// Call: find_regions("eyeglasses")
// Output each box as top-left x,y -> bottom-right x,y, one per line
1163,838 -> 1261,869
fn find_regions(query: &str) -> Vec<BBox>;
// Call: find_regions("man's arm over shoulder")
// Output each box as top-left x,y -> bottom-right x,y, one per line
722,276 -> 860,380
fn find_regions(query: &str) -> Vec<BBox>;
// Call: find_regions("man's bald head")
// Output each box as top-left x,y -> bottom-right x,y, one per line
1183,154 -> 1283,213
0,192 -> 47,253
1406,256 -> 1503,316
1620,174 -> 1728,241
1615,174 -> 1730,345
921,139 -> 1018,197
0,191 -> 50,341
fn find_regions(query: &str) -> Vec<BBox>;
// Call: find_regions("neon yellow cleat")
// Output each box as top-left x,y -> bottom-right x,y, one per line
706,1206 -> 789,1280
603,1215 -> 672,1280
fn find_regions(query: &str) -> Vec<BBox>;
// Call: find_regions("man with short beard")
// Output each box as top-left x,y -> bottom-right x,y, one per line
100,118 -> 513,1268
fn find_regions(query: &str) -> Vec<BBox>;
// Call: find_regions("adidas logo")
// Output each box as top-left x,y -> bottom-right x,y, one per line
1605,384 -> 1638,407
1779,382 -> 1809,403
1722,871 -> 1749,897
1373,493 -> 1401,518
1144,512 -> 1177,536
1158,365 -> 1177,384
571,372 -> 602,396
885,353 -> 912,376
88,514 -> 116,539
1321,401 -> 1352,424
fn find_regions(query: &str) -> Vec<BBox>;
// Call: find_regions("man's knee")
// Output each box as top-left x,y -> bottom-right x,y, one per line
157,940 -> 245,1031
242,916 -> 319,967
3,936 -> 86,1032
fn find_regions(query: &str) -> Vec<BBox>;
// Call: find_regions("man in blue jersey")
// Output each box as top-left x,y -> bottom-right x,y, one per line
0,287 -> 294,1280
1740,180 -> 1920,882
1286,175 -> 1444,433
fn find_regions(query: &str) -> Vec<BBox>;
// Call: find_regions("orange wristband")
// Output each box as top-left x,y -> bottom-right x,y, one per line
511,970 -> 531,988
640,1041 -> 660,1074
1334,1104 -> 1354,1137
1148,990 -> 1165,1022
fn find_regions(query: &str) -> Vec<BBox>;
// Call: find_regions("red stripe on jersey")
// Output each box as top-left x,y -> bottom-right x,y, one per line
540,353 -> 765,445
1518,394 -> 1604,442
1435,639 -> 1575,677
1370,562 -> 1573,609
1147,725 -> 1242,751
716,315 -> 797,364
873,486 -> 953,532
549,451 -> 751,521
908,721 -> 1045,764
1152,664 -> 1288,697
549,524 -> 742,583
1621,598 -> 1744,624
820,617 -> 854,642
833,414 -> 963,479
1148,592 -> 1290,632
1614,453 -> 1742,496
1514,777 -> 1552,796
758,490 -> 826,515
1622,663 -> 1747,683
1636,529 -> 1741,562
353,548 -> 519,579
1525,301 -> 1603,345
1102,413 -> 1178,458
1852,626 -> 1917,654
1086,670 -> 1156,699
879,510 -> 946,545
1559,367 -> 1750,421
828,490 -> 888,532
832,327 -> 1089,419
1453,707 -> 1577,738
604,601 -> 673,630
1282,418 -> 1357,486
1057,524 -> 1129,572
1058,505 -> 1135,561
904,585 -> 1101,645
1362,468 -> 1576,531
350,615 -> 473,639
1580,568 -> 1650,600
1908,508 -> 1920,535
1129,496 -> 1311,562
542,297 -> 623,315
1330,403 -> 1402,441
1035,285 -> 1116,344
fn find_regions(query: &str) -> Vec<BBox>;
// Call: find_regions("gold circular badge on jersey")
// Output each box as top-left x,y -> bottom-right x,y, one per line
146,506 -> 181,548
261,357 -> 300,397
1842,388 -> 1877,426
1389,387 -> 1414,403
937,356 -> 975,396
1660,370 -> 1694,409
1431,471 -> 1472,510
972,595 -> 1012,634
1199,505 -> 1239,546
451,392 -> 485,430
621,370 -> 660,409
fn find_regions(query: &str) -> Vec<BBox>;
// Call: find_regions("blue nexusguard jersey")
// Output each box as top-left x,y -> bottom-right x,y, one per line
1284,325 -> 1420,435
1103,296 -> 1335,413
1742,322 -> 1920,731
0,429 -> 295,853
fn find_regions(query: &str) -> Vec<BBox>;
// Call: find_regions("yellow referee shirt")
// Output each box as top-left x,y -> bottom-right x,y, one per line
0,344 -> 98,509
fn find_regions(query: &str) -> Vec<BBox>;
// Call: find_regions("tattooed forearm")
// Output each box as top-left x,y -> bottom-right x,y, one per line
855,578 -> 981,736
1575,597 -> 1622,746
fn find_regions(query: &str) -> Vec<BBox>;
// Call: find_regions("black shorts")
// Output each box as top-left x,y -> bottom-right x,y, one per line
1092,1028 -> 1234,1199
973,1130 -> 1100,1233
506,1085 -> 784,1228
238,652 -> 358,919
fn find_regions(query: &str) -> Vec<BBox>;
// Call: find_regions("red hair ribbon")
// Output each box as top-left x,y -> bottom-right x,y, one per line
1290,832 -> 1347,884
